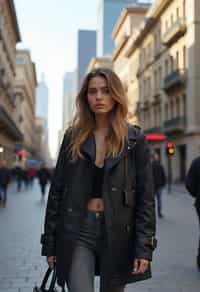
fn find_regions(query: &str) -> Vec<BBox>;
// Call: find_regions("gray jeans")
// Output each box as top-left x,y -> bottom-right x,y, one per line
67,210 -> 125,292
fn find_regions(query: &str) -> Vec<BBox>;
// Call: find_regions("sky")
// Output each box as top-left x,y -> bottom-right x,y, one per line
14,0 -> 99,159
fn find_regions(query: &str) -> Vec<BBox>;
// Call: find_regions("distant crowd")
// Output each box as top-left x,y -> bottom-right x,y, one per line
0,160 -> 55,208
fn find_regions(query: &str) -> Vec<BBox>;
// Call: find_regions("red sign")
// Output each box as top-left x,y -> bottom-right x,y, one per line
145,133 -> 166,141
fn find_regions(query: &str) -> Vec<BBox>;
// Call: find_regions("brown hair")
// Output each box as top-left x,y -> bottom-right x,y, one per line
69,67 -> 128,160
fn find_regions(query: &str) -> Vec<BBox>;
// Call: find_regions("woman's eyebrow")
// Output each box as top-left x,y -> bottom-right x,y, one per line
88,86 -> 108,90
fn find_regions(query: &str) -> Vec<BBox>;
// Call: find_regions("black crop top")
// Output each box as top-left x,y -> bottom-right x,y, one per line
90,164 -> 104,198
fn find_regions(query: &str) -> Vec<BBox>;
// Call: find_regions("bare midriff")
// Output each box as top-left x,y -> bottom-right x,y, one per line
87,198 -> 104,211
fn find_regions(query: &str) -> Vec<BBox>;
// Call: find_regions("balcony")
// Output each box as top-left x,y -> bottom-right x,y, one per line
144,127 -> 162,134
163,69 -> 187,93
163,19 -> 187,46
163,116 -> 186,134
0,105 -> 23,141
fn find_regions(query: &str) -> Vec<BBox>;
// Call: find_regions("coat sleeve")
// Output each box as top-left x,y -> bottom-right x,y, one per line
134,132 -> 156,261
185,159 -> 197,198
41,130 -> 71,256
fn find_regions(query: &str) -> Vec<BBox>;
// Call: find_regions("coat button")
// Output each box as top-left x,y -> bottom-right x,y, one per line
111,187 -> 118,191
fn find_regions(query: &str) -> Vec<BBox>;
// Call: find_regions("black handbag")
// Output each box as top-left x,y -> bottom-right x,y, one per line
33,267 -> 59,292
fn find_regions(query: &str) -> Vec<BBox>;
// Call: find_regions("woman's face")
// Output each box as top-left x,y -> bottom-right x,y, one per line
87,75 -> 115,115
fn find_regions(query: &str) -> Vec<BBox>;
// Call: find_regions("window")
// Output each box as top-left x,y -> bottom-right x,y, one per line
147,42 -> 152,60
170,56 -> 174,72
176,7 -> 180,19
183,94 -> 186,117
183,0 -> 186,18
154,69 -> 157,90
165,20 -> 168,31
158,28 -> 161,49
143,79 -> 146,99
154,33 -> 157,53
165,103 -> 169,120
171,14 -> 174,25
176,97 -> 180,117
170,99 -> 174,118
183,46 -> 186,68
165,59 -> 169,75
16,57 -> 25,65
158,66 -> 162,88
176,51 -> 179,68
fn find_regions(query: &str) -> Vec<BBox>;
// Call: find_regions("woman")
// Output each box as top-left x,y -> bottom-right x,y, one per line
41,68 -> 156,292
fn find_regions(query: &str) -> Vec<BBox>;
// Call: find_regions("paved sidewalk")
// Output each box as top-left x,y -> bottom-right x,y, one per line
0,182 -> 47,292
0,183 -> 200,292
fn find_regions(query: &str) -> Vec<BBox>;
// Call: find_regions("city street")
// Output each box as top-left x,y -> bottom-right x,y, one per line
0,182 -> 200,292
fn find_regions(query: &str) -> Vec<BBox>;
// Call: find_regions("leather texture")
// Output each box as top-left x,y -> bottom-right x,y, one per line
41,125 -> 156,287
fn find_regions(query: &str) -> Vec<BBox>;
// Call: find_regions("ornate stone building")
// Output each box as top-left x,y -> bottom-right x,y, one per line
111,5 -> 150,123
123,0 -> 200,181
15,50 -> 38,161
0,0 -> 23,164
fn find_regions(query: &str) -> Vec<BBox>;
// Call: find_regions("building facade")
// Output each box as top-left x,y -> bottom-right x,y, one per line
112,5 -> 150,123
77,30 -> 96,90
86,56 -> 113,74
15,50 -> 38,161
97,0 -> 145,57
0,0 -> 23,165
124,0 -> 200,182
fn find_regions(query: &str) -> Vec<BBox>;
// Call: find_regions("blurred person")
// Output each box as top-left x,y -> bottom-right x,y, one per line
0,160 -> 10,207
185,156 -> 200,270
28,167 -> 36,187
15,165 -> 23,192
41,68 -> 156,292
152,152 -> 166,218
37,163 -> 50,196
22,167 -> 29,189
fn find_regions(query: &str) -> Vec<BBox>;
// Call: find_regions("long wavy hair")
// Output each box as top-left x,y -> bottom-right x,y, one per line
69,67 -> 128,160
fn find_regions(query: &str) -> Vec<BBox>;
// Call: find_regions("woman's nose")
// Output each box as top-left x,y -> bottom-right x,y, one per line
96,90 -> 102,99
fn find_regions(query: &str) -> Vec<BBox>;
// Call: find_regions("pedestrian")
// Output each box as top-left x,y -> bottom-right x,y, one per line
0,160 -> 10,207
14,165 -> 23,192
37,163 -> 50,197
27,167 -> 36,187
185,156 -> 200,270
152,152 -> 166,218
41,67 -> 156,292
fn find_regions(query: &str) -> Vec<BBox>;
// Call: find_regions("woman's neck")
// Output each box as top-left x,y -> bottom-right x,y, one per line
95,115 -> 109,135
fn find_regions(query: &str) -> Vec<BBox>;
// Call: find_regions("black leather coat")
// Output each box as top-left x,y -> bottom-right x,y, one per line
41,125 -> 156,287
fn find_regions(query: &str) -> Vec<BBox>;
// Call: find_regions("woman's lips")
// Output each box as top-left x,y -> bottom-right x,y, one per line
95,104 -> 104,108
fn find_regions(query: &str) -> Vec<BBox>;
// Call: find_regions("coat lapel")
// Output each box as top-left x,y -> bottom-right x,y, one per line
81,133 -> 96,162
80,125 -> 139,171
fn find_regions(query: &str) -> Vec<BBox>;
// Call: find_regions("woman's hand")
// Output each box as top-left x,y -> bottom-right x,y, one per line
46,256 -> 56,270
131,258 -> 149,274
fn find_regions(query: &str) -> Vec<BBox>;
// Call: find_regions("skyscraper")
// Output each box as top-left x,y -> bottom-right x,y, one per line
97,0 -> 152,56
77,29 -> 96,90
62,72 -> 73,129
36,74 -> 49,144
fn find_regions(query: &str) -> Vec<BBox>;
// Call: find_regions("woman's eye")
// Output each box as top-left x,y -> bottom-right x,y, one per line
88,90 -> 96,95
102,88 -> 109,94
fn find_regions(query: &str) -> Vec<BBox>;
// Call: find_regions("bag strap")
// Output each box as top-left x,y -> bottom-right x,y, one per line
40,267 -> 57,292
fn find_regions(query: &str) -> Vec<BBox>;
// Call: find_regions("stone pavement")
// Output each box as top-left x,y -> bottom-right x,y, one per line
0,182 -> 200,292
